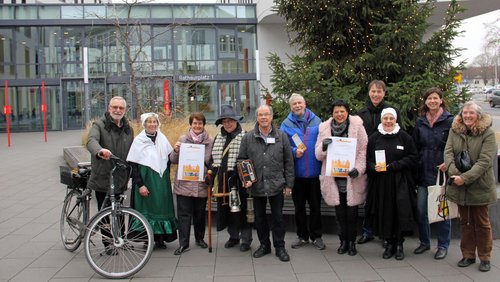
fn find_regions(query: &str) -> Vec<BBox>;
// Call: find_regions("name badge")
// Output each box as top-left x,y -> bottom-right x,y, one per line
267,137 -> 276,144
397,145 -> 404,150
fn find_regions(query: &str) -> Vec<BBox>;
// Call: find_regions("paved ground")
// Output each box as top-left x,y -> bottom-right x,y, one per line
0,131 -> 499,281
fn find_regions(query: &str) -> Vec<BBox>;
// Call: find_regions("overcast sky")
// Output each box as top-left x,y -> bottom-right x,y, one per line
453,9 -> 499,65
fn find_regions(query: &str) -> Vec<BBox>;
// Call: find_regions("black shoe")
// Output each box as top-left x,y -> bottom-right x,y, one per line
413,244 -> 430,254
224,239 -> 239,248
479,261 -> 491,272
457,257 -> 476,267
240,243 -> 250,252
395,245 -> 404,260
357,235 -> 374,244
174,246 -> 189,255
382,240 -> 388,248
155,241 -> 167,249
383,245 -> 395,259
348,241 -> 357,256
434,248 -> 447,260
275,248 -> 290,262
337,241 -> 348,254
253,245 -> 271,258
196,239 -> 208,249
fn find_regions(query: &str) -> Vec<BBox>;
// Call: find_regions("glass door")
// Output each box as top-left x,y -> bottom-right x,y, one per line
62,79 -> 84,129
218,81 -> 240,116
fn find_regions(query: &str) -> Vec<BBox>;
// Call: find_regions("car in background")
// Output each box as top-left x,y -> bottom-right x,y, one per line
488,89 -> 500,107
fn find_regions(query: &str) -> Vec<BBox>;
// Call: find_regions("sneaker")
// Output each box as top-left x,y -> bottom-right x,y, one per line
312,238 -> 326,250
291,238 -> 309,249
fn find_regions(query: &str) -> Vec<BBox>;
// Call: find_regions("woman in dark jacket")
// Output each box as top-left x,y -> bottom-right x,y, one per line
412,88 -> 453,260
366,108 -> 418,260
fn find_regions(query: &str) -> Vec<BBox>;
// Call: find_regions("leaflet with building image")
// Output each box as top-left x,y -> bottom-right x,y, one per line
291,133 -> 307,151
325,137 -> 357,177
375,150 -> 387,172
177,143 -> 205,182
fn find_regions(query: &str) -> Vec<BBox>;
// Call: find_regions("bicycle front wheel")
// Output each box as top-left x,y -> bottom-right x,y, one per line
60,189 -> 83,252
83,207 -> 154,279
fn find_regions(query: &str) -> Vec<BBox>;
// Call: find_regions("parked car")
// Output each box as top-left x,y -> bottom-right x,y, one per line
488,89 -> 500,107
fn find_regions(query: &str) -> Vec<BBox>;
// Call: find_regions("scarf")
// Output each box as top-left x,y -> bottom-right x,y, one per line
425,107 -> 444,128
189,128 -> 208,144
126,129 -> 173,177
331,119 -> 349,137
212,126 -> 245,171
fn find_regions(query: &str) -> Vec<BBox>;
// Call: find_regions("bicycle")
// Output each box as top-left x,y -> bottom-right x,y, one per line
59,155 -> 154,279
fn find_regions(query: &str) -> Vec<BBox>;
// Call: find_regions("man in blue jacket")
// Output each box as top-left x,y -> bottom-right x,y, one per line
280,93 -> 325,250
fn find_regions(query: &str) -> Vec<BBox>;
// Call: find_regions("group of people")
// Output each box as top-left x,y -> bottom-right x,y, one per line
85,79 -> 497,271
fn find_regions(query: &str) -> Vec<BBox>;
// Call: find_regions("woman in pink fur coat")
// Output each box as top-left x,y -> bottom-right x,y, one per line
315,99 -> 368,256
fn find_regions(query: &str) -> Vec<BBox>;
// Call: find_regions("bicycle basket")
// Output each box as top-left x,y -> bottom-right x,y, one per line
60,166 -> 75,186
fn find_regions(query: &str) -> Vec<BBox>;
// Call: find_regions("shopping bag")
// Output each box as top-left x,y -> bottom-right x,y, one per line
427,171 -> 459,223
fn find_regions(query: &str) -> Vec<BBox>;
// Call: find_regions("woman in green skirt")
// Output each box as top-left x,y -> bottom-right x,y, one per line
127,113 -> 178,248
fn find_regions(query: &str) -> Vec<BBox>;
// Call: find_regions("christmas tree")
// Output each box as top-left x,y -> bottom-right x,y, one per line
269,0 -> 466,128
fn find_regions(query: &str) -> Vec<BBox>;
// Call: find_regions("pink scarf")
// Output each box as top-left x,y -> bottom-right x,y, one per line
189,128 -> 208,144
426,107 -> 444,128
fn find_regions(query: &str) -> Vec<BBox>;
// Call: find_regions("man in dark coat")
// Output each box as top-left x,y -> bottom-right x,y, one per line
87,96 -> 134,211
238,104 -> 295,262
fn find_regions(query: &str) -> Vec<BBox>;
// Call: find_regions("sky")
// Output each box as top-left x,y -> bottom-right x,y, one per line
452,10 -> 500,65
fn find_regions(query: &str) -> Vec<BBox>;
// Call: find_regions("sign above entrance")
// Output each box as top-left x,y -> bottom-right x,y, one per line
176,74 -> 214,81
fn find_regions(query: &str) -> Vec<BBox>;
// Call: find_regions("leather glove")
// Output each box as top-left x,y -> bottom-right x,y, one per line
347,168 -> 359,178
322,138 -> 333,151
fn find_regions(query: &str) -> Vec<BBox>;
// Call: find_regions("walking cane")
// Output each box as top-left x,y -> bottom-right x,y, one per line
206,170 -> 213,253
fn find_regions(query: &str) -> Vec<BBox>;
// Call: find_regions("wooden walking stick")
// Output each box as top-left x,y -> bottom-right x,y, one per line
206,170 -> 213,253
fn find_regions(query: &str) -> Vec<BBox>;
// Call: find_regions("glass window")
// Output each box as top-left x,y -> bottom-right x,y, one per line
39,27 -> 62,78
15,6 -> 37,20
84,6 -> 106,19
151,6 -> 172,18
39,6 -> 60,19
175,81 -> 217,120
239,80 -> 258,121
218,28 -> 236,59
174,27 -> 216,61
85,27 -> 109,77
61,6 -> 84,19
0,5 -> 14,20
153,27 -> 173,60
173,6 -> 193,18
62,28 -> 83,77
0,28 -> 14,65
108,5 -> 128,18
237,25 -> 256,60
194,6 -> 215,18
130,6 -> 150,18
15,27 -> 37,79
216,6 -> 236,18
218,60 -> 238,74
237,6 -> 256,18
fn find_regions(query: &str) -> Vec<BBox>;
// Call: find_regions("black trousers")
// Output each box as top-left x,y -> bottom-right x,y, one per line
292,177 -> 322,241
253,193 -> 285,249
335,191 -> 358,242
176,195 -> 207,248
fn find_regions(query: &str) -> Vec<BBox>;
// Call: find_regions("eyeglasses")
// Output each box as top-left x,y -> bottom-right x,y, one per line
257,113 -> 271,117
110,105 -> 125,110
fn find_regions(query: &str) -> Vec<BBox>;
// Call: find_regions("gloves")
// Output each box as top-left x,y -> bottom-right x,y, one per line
322,138 -> 332,151
347,168 -> 359,178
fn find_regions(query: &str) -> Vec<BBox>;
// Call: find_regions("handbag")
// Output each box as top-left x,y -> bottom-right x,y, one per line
454,136 -> 473,172
427,171 -> 459,224
454,150 -> 472,172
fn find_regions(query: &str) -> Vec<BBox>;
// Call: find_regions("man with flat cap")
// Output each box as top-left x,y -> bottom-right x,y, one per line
210,105 -> 253,252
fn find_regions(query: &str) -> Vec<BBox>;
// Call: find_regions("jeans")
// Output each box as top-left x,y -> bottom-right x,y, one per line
253,193 -> 285,249
292,177 -> 322,241
416,185 -> 451,249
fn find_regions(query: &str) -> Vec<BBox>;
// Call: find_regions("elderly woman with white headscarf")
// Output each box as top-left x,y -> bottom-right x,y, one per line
365,107 -> 418,261
127,113 -> 178,249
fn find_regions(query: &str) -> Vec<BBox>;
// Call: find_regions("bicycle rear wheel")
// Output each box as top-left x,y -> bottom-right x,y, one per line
83,207 -> 154,279
60,189 -> 83,251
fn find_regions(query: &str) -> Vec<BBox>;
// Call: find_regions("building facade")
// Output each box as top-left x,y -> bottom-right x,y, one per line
0,2 -> 258,132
